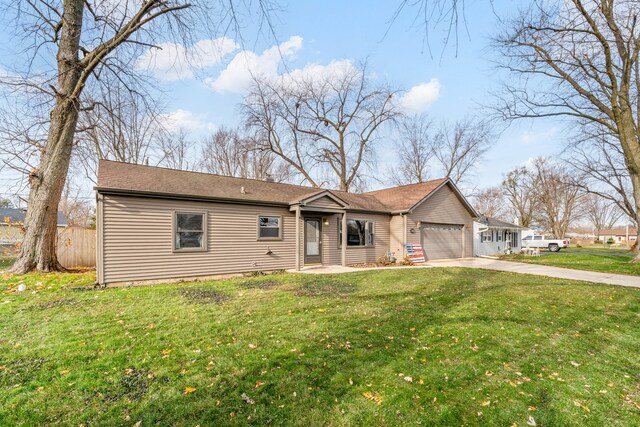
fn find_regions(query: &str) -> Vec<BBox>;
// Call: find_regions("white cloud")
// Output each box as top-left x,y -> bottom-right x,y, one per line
206,36 -> 303,93
279,59 -> 356,89
519,127 -> 557,145
398,79 -> 442,113
160,109 -> 217,132
136,37 -> 238,81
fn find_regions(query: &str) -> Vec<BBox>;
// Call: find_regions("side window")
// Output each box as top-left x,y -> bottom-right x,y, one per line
523,235 -> 532,240
534,235 -> 543,241
174,212 -> 206,251
258,216 -> 282,240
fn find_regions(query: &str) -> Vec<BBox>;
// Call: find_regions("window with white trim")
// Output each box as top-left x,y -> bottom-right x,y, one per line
258,216 -> 281,239
174,212 -> 205,251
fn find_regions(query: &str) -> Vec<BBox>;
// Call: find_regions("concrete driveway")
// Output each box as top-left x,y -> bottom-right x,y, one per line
428,258 -> 640,288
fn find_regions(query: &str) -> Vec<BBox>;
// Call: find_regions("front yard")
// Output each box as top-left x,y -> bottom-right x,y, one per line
501,247 -> 640,276
1,267 -> 639,426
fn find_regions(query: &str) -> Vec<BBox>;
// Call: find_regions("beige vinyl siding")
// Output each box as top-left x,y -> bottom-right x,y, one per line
305,196 -> 345,210
343,213 -> 391,265
297,212 -> 390,266
389,215 -> 405,258
406,184 -> 474,258
101,194 -> 296,283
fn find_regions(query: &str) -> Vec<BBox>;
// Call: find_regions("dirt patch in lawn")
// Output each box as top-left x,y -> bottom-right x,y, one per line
36,298 -> 79,310
103,368 -> 153,402
0,357 -> 47,385
293,278 -> 359,298
178,287 -> 232,304
239,279 -> 282,290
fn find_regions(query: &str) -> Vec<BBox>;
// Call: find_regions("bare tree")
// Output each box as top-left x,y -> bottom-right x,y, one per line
473,186 -> 507,219
431,117 -> 494,186
583,193 -> 624,237
502,166 -> 539,228
157,129 -> 197,171
243,63 -> 400,192
76,76 -> 167,183
567,128 -> 636,222
59,177 -> 93,228
199,128 -> 291,182
494,0 -> 640,260
387,114 -> 433,185
1,1 -> 273,273
532,157 -> 583,238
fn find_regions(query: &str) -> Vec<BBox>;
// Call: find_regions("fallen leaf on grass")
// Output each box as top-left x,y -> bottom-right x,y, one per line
480,401 -> 491,406
255,380 -> 266,388
241,393 -> 255,404
574,400 -> 590,412
527,415 -> 537,426
184,387 -> 197,394
60,369 -> 70,375
363,391 -> 383,405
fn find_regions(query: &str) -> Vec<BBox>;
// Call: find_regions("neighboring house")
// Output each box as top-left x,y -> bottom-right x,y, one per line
95,160 -> 479,285
473,215 -> 524,256
598,228 -> 638,242
0,208 -> 68,245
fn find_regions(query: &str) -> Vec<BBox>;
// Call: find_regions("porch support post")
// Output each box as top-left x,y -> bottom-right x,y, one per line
295,206 -> 301,271
341,211 -> 347,266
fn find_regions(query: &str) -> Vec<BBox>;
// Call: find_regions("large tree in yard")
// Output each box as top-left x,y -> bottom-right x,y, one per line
242,63 -> 400,192
1,0 -> 270,274
494,0 -> 640,260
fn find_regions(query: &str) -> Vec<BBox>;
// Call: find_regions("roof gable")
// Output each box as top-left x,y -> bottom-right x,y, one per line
296,191 -> 350,209
363,178 -> 449,212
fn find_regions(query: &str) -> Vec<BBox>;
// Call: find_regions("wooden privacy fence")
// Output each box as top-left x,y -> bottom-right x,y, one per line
57,226 -> 96,268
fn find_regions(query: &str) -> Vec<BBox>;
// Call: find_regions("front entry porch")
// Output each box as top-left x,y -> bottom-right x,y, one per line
290,190 -> 350,271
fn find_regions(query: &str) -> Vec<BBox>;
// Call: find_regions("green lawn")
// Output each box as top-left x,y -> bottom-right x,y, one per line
0,256 -> 16,270
502,247 -> 640,276
1,268 -> 639,426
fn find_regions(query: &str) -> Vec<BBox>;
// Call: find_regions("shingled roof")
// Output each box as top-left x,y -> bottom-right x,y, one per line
0,208 -> 68,226
96,160 -> 454,213
476,215 -> 523,229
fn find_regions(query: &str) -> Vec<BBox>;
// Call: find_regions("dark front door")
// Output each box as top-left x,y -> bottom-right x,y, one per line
304,218 -> 322,265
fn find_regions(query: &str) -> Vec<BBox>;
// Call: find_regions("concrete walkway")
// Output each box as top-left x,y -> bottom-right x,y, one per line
292,258 -> 640,288
428,258 -> 640,288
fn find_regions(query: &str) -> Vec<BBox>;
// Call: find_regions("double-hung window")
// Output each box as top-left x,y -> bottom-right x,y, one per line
174,212 -> 206,251
339,219 -> 374,247
258,216 -> 282,240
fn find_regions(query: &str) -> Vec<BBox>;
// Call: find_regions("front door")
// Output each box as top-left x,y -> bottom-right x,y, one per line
304,218 -> 322,265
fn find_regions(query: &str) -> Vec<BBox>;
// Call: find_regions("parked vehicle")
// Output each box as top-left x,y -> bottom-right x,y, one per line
521,235 -> 569,252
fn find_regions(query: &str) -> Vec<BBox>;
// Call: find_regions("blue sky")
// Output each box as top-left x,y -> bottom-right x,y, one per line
0,0 -> 564,195
133,0 -> 562,191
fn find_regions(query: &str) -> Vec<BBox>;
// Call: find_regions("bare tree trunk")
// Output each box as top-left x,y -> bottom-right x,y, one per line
9,0 -> 84,274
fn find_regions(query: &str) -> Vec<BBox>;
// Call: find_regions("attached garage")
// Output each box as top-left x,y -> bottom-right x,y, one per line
420,223 -> 464,260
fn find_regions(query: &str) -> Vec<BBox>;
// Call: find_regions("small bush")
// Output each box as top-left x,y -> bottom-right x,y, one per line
607,237 -> 615,246
375,254 -> 395,266
400,256 -> 414,266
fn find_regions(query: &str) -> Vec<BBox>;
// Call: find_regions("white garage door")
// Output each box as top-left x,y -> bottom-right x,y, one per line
420,223 -> 463,260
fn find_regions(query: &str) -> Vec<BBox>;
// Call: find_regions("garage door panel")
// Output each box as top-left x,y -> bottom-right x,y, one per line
421,223 -> 463,260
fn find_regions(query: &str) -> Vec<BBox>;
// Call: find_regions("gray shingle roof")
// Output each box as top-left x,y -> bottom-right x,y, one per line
0,208 -> 67,226
477,215 -> 523,229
